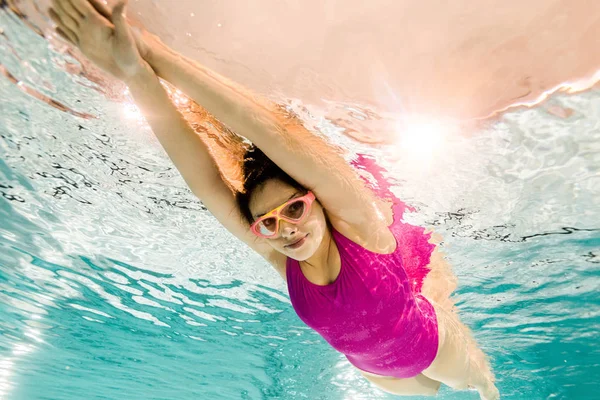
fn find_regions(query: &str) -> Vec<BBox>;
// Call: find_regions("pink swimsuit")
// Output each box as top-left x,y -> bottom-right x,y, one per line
286,224 -> 438,378
286,155 -> 439,378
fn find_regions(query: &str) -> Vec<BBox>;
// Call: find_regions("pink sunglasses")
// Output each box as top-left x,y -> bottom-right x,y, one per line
250,192 -> 316,238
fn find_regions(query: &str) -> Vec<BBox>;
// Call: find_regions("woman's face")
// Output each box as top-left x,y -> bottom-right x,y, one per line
248,179 -> 328,261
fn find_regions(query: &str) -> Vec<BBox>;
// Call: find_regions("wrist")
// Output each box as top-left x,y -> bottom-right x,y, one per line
137,32 -> 171,77
124,61 -> 157,90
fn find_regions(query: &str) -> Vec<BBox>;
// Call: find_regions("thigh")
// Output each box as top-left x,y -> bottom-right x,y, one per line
421,304 -> 472,389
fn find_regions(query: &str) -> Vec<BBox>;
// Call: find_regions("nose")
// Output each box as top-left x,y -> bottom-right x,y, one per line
279,220 -> 299,238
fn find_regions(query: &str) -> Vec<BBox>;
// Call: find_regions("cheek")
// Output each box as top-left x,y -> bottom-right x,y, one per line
306,209 -> 327,231
300,215 -> 320,234
303,213 -> 327,243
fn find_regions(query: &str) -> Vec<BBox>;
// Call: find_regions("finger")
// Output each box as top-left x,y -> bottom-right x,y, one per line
68,0 -> 99,18
88,0 -> 111,19
56,26 -> 76,45
111,1 -> 129,37
56,0 -> 83,21
52,1 -> 79,32
49,7 -> 72,35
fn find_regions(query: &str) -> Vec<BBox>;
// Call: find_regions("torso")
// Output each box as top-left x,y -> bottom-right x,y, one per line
284,217 -> 439,379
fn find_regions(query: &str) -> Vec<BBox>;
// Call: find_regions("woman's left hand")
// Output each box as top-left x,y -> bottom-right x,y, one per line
49,0 -> 151,83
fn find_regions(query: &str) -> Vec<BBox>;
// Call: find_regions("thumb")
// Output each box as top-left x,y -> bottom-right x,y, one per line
112,1 -> 129,37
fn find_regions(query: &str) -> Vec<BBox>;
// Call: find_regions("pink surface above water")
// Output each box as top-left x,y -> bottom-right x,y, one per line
11,0 -> 600,144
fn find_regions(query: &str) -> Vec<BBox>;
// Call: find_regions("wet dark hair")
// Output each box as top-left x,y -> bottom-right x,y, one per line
236,145 -> 307,225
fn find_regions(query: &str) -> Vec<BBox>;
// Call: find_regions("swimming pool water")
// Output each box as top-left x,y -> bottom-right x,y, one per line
1,6 -> 599,400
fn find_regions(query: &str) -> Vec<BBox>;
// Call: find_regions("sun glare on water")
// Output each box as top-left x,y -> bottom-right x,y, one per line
394,117 -> 449,165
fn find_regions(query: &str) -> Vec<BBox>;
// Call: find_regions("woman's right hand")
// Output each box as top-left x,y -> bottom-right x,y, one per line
49,0 -> 152,83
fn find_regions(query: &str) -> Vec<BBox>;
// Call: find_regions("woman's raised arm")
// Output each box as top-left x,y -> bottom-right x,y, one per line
139,17 -> 390,244
117,70 -> 284,272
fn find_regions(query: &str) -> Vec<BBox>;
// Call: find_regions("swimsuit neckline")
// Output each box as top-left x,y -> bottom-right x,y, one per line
288,226 -> 399,288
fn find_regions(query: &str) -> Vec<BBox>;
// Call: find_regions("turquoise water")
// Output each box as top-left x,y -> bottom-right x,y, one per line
1,7 -> 600,400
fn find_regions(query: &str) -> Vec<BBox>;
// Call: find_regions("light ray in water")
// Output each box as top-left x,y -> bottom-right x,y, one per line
393,117 -> 450,163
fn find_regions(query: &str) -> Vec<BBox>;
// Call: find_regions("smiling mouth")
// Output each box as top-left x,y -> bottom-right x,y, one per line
285,234 -> 308,248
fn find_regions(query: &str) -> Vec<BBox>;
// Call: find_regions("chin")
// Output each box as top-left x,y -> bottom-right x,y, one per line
284,246 -> 311,261
286,234 -> 321,261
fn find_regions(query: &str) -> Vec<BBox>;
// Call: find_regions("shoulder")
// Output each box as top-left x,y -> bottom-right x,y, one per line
327,197 -> 396,254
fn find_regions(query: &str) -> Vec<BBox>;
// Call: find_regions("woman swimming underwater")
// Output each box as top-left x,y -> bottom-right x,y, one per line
48,1 -> 499,398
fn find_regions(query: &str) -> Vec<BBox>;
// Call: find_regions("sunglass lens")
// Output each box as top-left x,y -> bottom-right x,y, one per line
259,217 -> 277,235
282,200 -> 306,220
